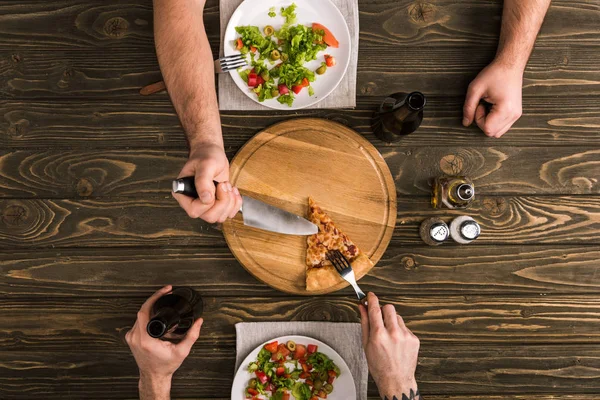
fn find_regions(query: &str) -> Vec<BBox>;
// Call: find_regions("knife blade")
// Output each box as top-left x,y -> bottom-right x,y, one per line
172,177 -> 318,236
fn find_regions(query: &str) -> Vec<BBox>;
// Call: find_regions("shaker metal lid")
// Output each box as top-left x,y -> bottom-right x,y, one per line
429,222 -> 450,242
460,220 -> 481,240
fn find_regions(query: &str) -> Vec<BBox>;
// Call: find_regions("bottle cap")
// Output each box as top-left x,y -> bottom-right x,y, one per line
456,183 -> 474,201
172,179 -> 185,193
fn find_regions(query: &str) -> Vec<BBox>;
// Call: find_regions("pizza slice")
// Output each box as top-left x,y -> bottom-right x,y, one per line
305,197 -> 373,291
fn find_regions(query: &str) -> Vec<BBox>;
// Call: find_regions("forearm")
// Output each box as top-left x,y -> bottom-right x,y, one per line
139,373 -> 171,400
495,0 -> 551,71
153,0 -> 223,149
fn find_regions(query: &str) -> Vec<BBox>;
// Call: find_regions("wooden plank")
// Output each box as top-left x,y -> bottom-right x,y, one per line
2,245 -> 599,297
1,146 -> 599,197
2,296 -> 600,349
0,1 -> 598,49
0,196 -> 598,248
2,44 -> 599,98
4,97 -> 600,149
1,343 -> 600,398
359,0 -> 600,47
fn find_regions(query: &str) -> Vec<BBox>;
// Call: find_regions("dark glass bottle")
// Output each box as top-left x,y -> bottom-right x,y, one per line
373,91 -> 426,142
147,287 -> 203,340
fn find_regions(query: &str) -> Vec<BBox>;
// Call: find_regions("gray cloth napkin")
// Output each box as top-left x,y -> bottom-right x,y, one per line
235,322 -> 368,400
218,0 -> 359,110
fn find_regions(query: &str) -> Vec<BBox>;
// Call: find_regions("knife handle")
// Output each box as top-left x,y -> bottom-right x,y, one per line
172,176 -> 220,199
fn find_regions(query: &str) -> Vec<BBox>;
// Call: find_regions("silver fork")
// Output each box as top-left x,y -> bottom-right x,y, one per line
214,54 -> 247,73
327,250 -> 368,306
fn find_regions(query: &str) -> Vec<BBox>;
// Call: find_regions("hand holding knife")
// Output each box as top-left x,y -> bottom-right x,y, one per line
173,177 -> 318,236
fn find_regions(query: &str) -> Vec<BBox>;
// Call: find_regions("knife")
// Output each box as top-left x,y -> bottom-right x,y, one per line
172,177 -> 318,236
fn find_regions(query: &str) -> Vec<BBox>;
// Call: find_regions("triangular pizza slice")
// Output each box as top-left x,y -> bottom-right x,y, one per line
305,197 -> 373,291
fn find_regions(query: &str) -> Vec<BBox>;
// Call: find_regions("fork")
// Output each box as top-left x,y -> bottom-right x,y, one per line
214,54 -> 248,73
140,54 -> 248,95
327,250 -> 368,306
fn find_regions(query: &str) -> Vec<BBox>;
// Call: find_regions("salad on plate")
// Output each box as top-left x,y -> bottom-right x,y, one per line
244,339 -> 341,400
233,3 -> 339,107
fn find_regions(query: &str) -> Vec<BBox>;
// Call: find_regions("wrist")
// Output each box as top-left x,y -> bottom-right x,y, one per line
139,371 -> 172,400
492,52 -> 527,75
188,136 -> 224,154
377,376 -> 418,399
187,122 -> 224,152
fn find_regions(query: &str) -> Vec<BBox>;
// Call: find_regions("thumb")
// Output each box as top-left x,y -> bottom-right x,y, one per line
195,163 -> 218,205
177,317 -> 203,351
463,83 -> 484,126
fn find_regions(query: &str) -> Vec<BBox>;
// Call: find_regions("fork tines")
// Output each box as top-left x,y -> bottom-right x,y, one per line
326,250 -> 352,275
218,54 -> 247,72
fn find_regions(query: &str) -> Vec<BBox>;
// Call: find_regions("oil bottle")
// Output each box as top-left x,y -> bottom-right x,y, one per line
373,91 -> 426,142
432,176 -> 475,209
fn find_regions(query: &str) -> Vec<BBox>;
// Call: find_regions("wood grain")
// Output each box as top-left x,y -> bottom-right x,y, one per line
1,146 -> 599,198
1,245 -> 599,297
2,343 -> 600,399
2,344 -> 600,399
358,0 -> 600,46
2,0 -> 600,397
0,196 -> 598,248
4,97 -> 600,149
394,195 -> 600,245
223,119 -> 396,294
2,44 -> 599,98
3,296 -> 600,349
0,1 -> 598,49
0,198 -> 222,249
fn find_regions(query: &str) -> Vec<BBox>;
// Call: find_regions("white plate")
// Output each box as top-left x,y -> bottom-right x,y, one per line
224,0 -> 351,110
231,335 -> 357,400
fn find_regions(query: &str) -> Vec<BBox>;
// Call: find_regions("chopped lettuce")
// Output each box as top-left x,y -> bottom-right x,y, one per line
281,3 -> 297,25
268,7 -> 276,18
235,26 -> 267,48
308,86 -> 314,96
292,382 -> 312,400
277,94 -> 295,107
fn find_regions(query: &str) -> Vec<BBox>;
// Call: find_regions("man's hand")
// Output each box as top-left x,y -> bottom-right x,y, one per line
173,143 -> 243,223
462,60 -> 523,138
125,285 -> 203,400
359,292 -> 421,400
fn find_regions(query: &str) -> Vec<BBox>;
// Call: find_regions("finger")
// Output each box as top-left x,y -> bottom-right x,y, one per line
367,292 -> 384,331
481,106 -> 510,137
358,304 -> 369,347
397,314 -> 407,329
177,317 -> 204,352
200,182 -> 232,223
491,119 -> 515,138
193,161 -> 219,206
217,182 -> 235,223
463,83 -> 485,126
172,192 -> 211,219
138,285 -> 172,326
228,187 -> 243,219
474,103 -> 487,132
382,304 -> 399,331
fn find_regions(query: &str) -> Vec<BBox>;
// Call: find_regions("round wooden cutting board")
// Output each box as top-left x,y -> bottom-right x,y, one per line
223,118 -> 397,295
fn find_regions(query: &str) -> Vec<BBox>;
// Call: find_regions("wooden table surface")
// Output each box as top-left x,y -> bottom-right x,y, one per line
1,1 -> 599,399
